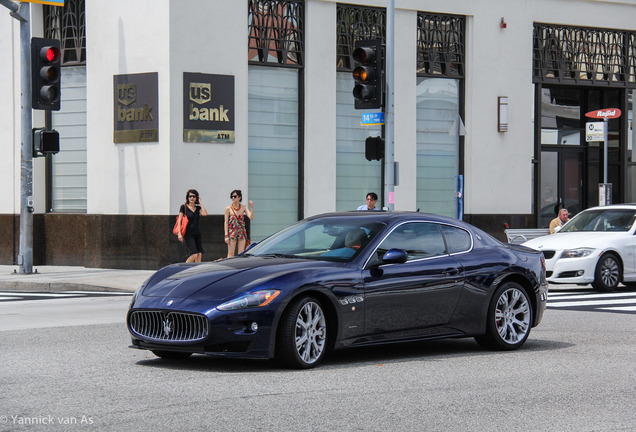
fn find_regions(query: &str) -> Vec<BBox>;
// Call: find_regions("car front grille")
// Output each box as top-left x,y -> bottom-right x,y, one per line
129,311 -> 208,342
542,250 -> 556,259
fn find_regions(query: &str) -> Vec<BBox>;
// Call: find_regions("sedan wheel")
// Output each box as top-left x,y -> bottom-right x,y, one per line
475,282 -> 532,350
277,297 -> 327,369
592,253 -> 621,292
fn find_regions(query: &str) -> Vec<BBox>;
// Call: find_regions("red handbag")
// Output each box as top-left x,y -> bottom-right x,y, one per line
173,209 -> 188,236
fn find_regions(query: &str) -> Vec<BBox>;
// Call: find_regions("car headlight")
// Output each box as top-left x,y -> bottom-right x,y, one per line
217,290 -> 281,311
561,248 -> 595,259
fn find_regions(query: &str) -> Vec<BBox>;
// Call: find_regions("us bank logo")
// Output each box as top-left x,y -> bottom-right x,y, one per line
189,83 -> 211,105
183,72 -> 235,143
117,84 -> 137,106
113,72 -> 159,143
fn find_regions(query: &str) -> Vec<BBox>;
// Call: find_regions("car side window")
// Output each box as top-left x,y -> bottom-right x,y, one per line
376,222 -> 447,262
440,225 -> 472,253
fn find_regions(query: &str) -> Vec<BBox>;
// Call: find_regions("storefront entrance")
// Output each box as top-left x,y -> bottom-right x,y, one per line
538,86 -> 624,227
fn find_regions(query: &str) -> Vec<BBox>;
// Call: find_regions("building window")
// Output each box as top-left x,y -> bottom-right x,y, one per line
44,0 -> 86,66
533,23 -> 636,87
44,0 -> 87,212
248,1 -> 304,240
417,13 -> 465,78
335,5 -> 385,210
336,5 -> 385,70
416,13 -> 465,218
248,0 -> 304,66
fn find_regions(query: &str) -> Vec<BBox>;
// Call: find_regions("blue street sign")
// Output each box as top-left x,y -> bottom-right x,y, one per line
361,112 -> 384,126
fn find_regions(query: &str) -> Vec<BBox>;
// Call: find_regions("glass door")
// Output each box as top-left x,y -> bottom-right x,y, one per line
540,148 -> 583,227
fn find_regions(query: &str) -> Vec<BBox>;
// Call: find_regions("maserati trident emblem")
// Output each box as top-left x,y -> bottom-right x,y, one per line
162,316 -> 174,337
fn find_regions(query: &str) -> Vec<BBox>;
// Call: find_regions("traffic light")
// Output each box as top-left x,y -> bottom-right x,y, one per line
32,128 -> 60,157
352,39 -> 382,110
365,136 -> 384,161
31,37 -> 61,111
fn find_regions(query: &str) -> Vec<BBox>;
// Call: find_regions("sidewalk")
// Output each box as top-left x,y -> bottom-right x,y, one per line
0,265 -> 155,293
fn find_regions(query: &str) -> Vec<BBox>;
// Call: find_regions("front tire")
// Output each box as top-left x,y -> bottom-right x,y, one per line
276,296 -> 327,369
475,282 -> 533,350
592,253 -> 621,292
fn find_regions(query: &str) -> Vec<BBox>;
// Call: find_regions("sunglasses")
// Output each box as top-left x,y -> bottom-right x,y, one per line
188,195 -> 197,198
231,195 -> 239,199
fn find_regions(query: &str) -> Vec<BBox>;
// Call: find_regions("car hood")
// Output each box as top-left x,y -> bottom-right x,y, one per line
141,257 -> 343,302
523,231 -> 627,251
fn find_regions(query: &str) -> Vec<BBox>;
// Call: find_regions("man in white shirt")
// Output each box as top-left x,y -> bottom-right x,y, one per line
357,192 -> 379,211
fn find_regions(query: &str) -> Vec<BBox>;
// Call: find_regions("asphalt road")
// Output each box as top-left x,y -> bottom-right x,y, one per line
1,293 -> 635,431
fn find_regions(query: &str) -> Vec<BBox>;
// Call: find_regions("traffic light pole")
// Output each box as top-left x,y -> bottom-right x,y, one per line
19,2 -> 34,273
384,0 -> 395,211
2,1 -> 34,273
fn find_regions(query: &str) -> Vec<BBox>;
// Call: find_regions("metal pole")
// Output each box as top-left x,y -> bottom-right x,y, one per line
384,0 -> 395,211
18,2 -> 34,273
603,117 -> 608,184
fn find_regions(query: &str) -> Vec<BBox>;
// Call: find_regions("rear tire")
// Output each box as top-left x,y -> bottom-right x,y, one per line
276,296 -> 327,369
592,253 -> 621,292
475,282 -> 533,351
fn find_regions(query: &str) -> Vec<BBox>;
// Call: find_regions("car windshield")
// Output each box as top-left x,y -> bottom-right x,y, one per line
246,217 -> 385,262
559,208 -> 636,233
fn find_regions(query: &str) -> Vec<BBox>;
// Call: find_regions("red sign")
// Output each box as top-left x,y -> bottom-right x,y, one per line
585,108 -> 622,119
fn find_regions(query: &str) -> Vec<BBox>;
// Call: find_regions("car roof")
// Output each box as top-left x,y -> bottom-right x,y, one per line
579,204 -> 636,212
303,211 -> 469,227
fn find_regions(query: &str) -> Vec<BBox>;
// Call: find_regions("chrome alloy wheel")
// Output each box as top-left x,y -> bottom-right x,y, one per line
599,256 -> 620,288
495,287 -> 531,344
295,301 -> 326,365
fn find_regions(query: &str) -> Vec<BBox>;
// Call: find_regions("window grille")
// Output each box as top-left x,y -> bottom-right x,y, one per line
336,5 -> 385,71
533,23 -> 636,87
43,0 -> 85,66
248,0 -> 304,67
416,13 -> 465,78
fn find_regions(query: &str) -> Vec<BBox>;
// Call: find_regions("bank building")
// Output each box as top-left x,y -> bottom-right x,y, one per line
1,0 -> 635,269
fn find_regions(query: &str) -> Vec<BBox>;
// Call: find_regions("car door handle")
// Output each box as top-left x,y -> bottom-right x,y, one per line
442,268 -> 460,276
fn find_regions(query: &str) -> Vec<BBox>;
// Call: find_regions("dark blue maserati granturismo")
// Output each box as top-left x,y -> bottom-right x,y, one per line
127,212 -> 547,369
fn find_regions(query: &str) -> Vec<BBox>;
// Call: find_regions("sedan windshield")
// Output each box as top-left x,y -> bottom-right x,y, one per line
246,218 -> 385,262
560,209 -> 636,233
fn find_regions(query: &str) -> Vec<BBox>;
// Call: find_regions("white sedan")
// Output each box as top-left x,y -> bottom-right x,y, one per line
523,204 -> 636,292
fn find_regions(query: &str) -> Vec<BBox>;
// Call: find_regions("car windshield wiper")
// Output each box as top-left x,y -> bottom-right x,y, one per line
258,253 -> 299,259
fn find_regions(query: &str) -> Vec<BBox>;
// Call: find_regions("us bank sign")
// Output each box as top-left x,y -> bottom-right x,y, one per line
113,73 -> 158,143
183,72 -> 235,143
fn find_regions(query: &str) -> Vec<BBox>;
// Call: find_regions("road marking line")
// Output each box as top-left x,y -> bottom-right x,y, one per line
548,298 -> 636,307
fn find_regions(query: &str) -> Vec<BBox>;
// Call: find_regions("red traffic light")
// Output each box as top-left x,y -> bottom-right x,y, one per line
42,46 -> 60,63
31,37 -> 61,111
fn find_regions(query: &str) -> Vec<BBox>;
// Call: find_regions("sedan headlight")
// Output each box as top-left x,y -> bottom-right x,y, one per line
561,248 -> 595,259
217,290 -> 281,311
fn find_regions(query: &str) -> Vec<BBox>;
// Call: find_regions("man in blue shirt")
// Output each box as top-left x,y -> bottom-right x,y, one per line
357,192 -> 379,211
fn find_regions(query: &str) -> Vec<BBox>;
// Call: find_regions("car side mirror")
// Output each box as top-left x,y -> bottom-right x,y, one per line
382,248 -> 408,264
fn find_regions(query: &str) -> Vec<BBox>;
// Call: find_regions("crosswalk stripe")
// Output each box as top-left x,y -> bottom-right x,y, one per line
549,298 -> 636,307
548,292 -> 636,300
600,306 -> 636,312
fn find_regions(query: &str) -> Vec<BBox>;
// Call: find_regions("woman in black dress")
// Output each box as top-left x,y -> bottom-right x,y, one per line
177,189 -> 208,262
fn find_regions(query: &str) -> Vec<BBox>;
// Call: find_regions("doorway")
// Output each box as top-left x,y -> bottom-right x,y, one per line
538,86 -> 623,227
